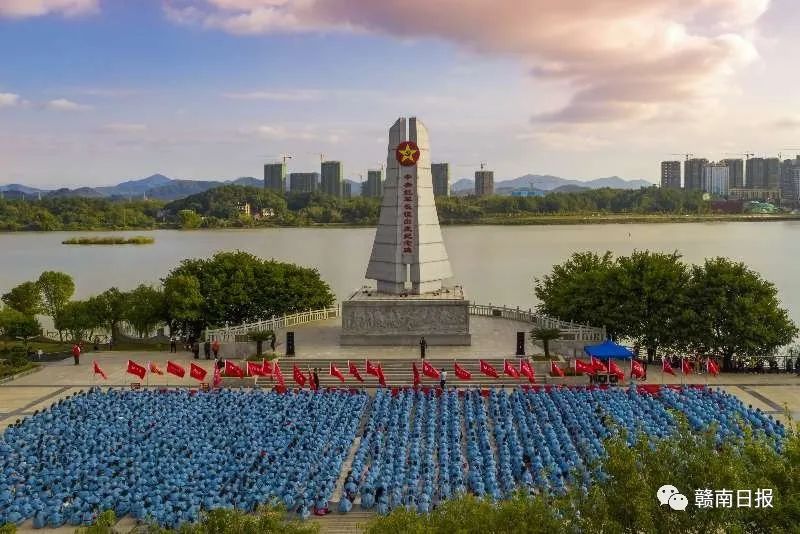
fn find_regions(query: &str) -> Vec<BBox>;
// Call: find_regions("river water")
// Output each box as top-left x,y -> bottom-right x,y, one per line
1,222 -> 797,323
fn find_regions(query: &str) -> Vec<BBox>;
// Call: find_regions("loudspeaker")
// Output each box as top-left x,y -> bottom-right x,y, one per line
286,331 -> 295,356
516,332 -> 525,356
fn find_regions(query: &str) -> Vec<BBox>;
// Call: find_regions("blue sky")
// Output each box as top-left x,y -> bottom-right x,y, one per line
1,0 -> 798,187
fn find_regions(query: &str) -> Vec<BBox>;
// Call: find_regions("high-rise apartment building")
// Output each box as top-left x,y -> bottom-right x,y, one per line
364,169 -> 383,198
721,158 -> 744,189
702,163 -> 730,197
264,162 -> 286,193
660,161 -> 681,189
781,157 -> 800,203
289,172 -> 319,193
765,158 -> 781,189
474,170 -> 494,197
320,160 -> 343,197
431,163 -> 450,196
343,181 -> 352,199
683,158 -> 708,191
746,157 -> 766,188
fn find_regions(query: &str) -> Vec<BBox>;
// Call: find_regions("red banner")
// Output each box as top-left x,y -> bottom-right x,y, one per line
247,361 -> 264,377
631,359 -> 646,379
609,360 -> 625,380
550,361 -> 565,377
348,360 -> 364,382
591,357 -> 608,373
330,363 -> 345,383
365,359 -> 381,378
480,360 -> 499,378
662,358 -> 676,376
149,362 -> 164,375
519,360 -> 535,382
262,359 -> 273,376
92,360 -> 107,380
503,359 -> 520,378
273,362 -> 285,387
412,361 -> 421,386
225,360 -> 244,378
422,361 -> 440,380
707,358 -> 720,376
575,360 -> 595,375
189,363 -> 207,382
126,360 -> 146,380
454,362 -> 471,380
682,358 -> 692,375
167,360 -> 185,378
292,365 -> 306,387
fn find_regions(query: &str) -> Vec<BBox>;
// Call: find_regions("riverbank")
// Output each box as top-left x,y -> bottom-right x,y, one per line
62,236 -> 155,244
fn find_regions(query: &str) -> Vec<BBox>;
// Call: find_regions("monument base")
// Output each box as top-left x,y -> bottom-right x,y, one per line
340,288 -> 471,346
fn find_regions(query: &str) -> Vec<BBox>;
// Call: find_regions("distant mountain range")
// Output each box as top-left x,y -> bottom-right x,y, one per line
0,173 -> 652,202
0,174 -> 263,201
451,174 -> 651,195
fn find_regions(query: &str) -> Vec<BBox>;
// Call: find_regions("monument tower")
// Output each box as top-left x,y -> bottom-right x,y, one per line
341,117 -> 471,346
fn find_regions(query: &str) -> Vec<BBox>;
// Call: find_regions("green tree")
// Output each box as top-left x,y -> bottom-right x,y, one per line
36,271 -> 74,338
91,288 -> 129,345
683,257 -> 798,371
126,285 -> 166,338
530,327 -> 561,359
178,209 -> 202,229
534,251 -> 617,337
53,300 -> 101,342
163,274 -> 204,338
163,251 -> 334,334
1,281 -> 42,316
0,307 -> 41,339
610,250 -> 690,362
248,329 -> 276,356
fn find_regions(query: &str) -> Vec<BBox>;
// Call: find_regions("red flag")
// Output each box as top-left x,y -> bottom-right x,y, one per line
519,359 -> 535,382
480,360 -> 499,378
92,360 -> 107,380
189,363 -> 207,381
225,360 -> 244,378
273,362 -> 285,387
454,362 -> 471,380
503,359 -> 520,378
348,360 -> 364,382
575,360 -> 595,375
707,358 -> 720,377
126,360 -> 146,380
247,361 -> 264,377
662,358 -> 676,376
550,361 -> 565,377
412,361 -> 421,386
149,362 -> 164,375
365,359 -> 381,378
376,364 -> 387,387
422,361 -> 440,380
262,359 -> 273,376
167,360 -> 185,378
681,358 -> 692,375
308,370 -> 317,390
631,359 -> 646,379
213,365 -> 222,388
330,363 -> 345,383
292,365 -> 307,387
609,361 -> 625,380
591,357 -> 608,373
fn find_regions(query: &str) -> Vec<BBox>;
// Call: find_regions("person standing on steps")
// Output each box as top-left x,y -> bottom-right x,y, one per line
419,337 -> 427,360
440,368 -> 447,390
169,336 -> 177,353
71,343 -> 81,366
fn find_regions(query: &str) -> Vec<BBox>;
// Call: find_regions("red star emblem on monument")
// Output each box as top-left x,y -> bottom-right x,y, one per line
395,141 -> 420,167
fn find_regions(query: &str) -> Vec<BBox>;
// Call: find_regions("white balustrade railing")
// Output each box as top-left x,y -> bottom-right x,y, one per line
468,304 -> 606,342
205,306 -> 340,342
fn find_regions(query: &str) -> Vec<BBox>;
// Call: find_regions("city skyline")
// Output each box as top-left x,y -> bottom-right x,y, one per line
1,0 -> 799,188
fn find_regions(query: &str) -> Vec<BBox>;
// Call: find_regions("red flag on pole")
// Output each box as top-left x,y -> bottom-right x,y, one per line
412,361 -> 422,386
225,360 -> 244,378
126,360 -> 146,380
707,358 -> 720,377
454,362 -> 471,380
308,370 -> 317,390
503,359 -> 520,378
519,359 -> 535,382
167,361 -> 185,378
575,359 -> 595,375
365,359 -> 381,378
189,363 -> 207,382
149,362 -> 164,375
591,357 -> 608,374
273,362 -> 285,387
92,360 -> 107,380
422,361 -> 440,380
330,362 -> 345,383
247,361 -> 264,377
550,361 -> 565,377
212,365 -> 222,388
480,360 -> 499,378
292,365 -> 307,386
681,358 -> 692,375
662,358 -> 676,376
376,364 -> 387,387
348,360 -> 364,382
609,360 -> 625,380
631,359 -> 646,379
262,359 -> 273,376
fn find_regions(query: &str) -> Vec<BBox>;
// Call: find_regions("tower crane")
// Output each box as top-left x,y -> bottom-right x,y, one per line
670,153 -> 694,161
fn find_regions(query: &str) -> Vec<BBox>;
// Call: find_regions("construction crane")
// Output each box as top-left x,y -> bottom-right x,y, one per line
723,152 -> 754,160
261,154 -> 293,166
670,153 -> 694,161
780,148 -> 800,159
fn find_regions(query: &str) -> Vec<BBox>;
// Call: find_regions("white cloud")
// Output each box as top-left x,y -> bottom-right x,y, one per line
101,123 -> 148,133
0,93 -> 21,108
45,98 -> 92,111
253,125 -> 317,140
223,89 -> 323,101
0,0 -> 99,18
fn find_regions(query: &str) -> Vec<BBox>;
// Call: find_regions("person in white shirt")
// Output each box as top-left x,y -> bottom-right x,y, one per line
440,369 -> 447,389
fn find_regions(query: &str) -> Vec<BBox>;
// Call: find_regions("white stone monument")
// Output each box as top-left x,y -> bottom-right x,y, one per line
341,117 -> 471,346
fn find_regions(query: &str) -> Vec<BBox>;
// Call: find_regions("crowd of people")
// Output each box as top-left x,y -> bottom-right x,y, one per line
0,384 -> 784,528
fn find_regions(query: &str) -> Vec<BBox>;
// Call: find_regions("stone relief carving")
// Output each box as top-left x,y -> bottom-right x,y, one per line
342,305 -> 468,334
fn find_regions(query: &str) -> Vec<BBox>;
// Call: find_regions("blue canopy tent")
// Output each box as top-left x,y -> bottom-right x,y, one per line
584,340 -> 634,360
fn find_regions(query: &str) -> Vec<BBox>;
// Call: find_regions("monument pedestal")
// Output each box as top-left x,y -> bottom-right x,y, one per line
340,288 -> 471,346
